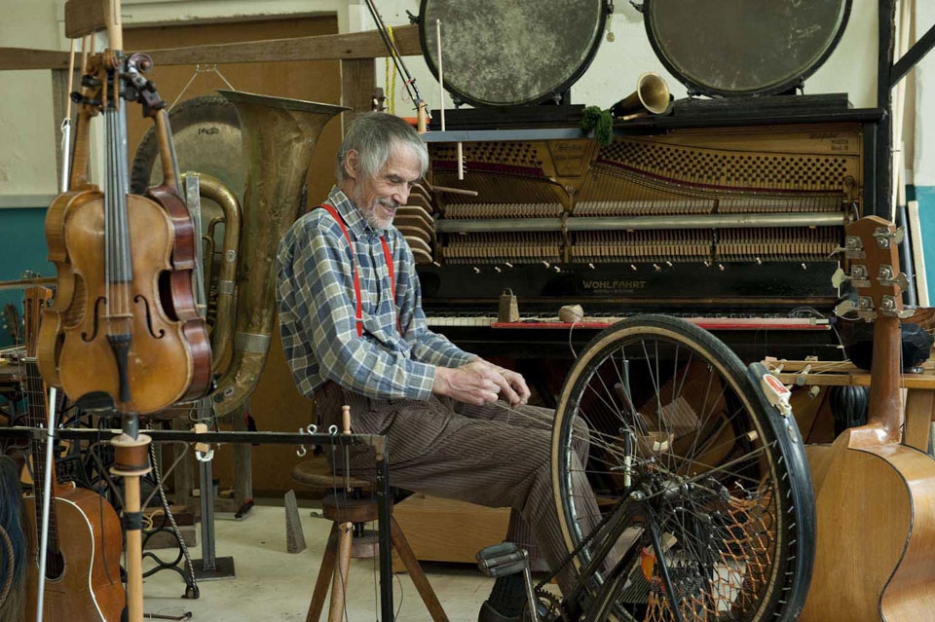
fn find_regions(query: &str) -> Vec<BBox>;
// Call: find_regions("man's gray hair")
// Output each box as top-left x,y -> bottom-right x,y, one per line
336,112 -> 429,182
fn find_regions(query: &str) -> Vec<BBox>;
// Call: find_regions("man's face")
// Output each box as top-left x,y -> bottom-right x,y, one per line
347,144 -> 422,230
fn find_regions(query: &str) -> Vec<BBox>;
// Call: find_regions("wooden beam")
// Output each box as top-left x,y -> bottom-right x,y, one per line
0,24 -> 421,71
64,0 -> 117,39
147,24 -> 420,66
0,48 -> 71,71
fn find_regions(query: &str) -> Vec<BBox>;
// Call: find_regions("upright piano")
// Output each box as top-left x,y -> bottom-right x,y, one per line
402,100 -> 883,364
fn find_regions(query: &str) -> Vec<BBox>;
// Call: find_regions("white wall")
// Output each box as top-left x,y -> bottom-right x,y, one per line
0,0 -> 889,205
372,0 -> 879,116
913,0 -> 935,185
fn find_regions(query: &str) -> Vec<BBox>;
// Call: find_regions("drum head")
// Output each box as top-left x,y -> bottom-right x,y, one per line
644,0 -> 851,97
420,0 -> 608,107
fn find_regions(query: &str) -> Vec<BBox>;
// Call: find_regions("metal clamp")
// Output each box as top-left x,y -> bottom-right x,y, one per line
295,424 -> 319,457
193,423 -> 214,462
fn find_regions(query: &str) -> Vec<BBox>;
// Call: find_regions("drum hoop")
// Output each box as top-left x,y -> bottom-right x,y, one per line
418,0 -> 610,108
643,0 -> 852,98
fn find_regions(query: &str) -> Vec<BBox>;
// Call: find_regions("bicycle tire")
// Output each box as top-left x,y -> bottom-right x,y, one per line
551,315 -> 814,622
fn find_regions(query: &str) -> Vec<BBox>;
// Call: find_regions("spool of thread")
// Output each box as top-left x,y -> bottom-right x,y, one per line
559,304 -> 584,323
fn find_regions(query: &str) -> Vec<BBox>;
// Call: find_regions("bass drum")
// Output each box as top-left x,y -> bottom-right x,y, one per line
643,0 -> 851,97
419,0 -> 611,107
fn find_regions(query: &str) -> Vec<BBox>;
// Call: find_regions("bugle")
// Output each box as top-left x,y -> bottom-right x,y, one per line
609,72 -> 672,118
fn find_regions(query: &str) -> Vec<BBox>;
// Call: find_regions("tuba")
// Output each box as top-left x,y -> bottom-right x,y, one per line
208,91 -> 347,416
609,72 -> 672,118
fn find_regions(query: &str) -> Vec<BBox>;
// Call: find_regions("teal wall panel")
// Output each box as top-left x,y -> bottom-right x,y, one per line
0,208 -> 51,349
915,187 -> 935,304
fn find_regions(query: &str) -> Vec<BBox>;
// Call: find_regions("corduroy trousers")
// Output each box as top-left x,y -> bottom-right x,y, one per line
314,381 -> 600,594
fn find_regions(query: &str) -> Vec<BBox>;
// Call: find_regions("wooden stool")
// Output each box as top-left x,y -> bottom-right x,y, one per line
292,459 -> 448,622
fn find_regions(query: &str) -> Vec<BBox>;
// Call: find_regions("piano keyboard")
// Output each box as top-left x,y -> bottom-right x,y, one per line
425,315 -> 831,331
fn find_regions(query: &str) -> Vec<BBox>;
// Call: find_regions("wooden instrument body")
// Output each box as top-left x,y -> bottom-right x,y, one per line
37,187 -> 99,386
23,483 -> 125,622
38,51 -> 102,388
804,434 -> 935,621
801,216 -> 935,621
145,182 -> 212,402
58,192 -> 194,413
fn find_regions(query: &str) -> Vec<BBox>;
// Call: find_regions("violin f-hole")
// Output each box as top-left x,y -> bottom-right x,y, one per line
80,296 -> 105,342
134,294 -> 165,339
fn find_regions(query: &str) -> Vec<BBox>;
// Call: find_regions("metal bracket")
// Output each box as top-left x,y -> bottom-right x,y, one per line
832,264 -> 869,289
844,235 -> 865,259
878,264 -> 910,290
873,226 -> 905,249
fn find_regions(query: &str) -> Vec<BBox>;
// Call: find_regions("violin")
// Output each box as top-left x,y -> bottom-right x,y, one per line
37,52 -> 104,387
124,52 -> 212,401
45,22 -> 211,414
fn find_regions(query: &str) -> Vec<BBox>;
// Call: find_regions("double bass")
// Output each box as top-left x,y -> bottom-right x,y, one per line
801,216 -> 935,621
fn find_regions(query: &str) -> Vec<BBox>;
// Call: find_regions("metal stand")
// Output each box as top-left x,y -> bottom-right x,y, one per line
191,455 -> 235,580
10,426 -> 395,620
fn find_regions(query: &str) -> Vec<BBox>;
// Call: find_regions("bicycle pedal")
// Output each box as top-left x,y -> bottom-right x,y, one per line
476,542 -> 529,577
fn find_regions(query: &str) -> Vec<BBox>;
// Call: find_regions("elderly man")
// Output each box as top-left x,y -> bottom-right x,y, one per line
277,112 -> 598,622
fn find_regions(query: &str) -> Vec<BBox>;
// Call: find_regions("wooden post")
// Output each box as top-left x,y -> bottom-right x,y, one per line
340,57 -> 375,134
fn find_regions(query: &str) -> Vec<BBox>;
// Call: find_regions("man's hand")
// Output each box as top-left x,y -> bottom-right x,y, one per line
492,365 -> 531,406
432,360 -> 530,407
433,361 -> 521,406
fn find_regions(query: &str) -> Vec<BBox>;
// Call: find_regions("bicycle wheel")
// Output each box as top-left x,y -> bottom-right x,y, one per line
551,315 -> 813,622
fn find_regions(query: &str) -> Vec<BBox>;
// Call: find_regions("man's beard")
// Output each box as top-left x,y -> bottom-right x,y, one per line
355,192 -> 398,231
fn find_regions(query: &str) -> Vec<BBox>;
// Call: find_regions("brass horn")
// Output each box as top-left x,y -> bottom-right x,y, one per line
211,90 -> 348,416
181,171 -> 242,372
610,72 -> 672,118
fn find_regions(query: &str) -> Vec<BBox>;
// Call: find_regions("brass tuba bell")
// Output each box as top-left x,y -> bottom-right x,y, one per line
609,72 -> 672,118
210,91 -> 348,416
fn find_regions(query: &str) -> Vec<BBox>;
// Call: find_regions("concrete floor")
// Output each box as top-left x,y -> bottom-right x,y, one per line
141,504 -> 493,622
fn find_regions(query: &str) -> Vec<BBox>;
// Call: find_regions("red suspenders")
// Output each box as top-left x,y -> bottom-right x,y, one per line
315,204 -> 400,337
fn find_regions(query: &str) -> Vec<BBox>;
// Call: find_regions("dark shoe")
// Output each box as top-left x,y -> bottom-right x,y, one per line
478,600 -> 521,622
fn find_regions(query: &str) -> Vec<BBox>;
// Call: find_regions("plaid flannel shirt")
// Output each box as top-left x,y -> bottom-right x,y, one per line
277,186 -> 475,400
